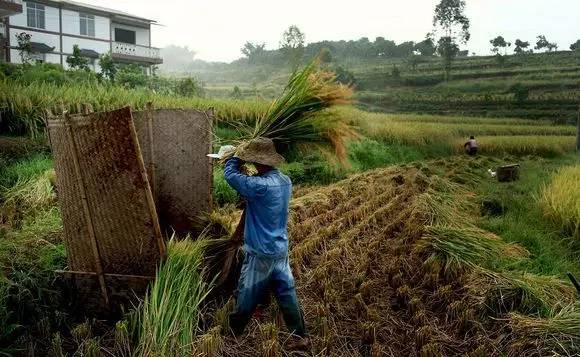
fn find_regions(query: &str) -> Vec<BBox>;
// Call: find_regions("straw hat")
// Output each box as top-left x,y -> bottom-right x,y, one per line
236,137 -> 285,167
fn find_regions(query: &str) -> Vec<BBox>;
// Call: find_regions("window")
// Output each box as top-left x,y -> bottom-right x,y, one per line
27,2 -> 45,29
114,28 -> 136,44
79,13 -> 95,37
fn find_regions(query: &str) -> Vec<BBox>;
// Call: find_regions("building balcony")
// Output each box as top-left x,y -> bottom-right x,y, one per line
0,0 -> 23,18
111,42 -> 162,65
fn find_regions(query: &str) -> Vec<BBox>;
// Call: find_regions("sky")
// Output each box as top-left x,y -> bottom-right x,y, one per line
78,0 -> 579,62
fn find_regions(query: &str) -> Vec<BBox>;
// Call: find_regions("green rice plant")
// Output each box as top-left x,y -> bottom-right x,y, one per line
538,164 -> 580,238
132,238 -> 212,357
453,135 -> 575,157
0,80 -> 268,138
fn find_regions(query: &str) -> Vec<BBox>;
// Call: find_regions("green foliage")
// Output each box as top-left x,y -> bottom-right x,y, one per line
509,82 -> 530,102
347,139 -> 424,170
175,77 -> 205,97
65,45 -> 89,71
333,66 -> 357,86
16,32 -> 32,64
280,155 -> 346,185
279,25 -> 305,67
415,35 -> 436,56
241,42 -> 266,64
490,36 -> 510,55
514,39 -> 531,54
318,48 -> 333,64
570,39 -> 580,52
436,36 -> 460,80
535,35 -> 558,52
98,52 -> 117,81
433,0 -> 470,80
116,64 -> 148,88
230,86 -> 242,99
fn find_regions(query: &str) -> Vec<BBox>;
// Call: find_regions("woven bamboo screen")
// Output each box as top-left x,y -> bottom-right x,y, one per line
133,108 -> 213,235
47,107 -> 165,305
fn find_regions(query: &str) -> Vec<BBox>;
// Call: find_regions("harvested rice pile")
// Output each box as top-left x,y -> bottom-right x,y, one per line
213,158 -> 578,356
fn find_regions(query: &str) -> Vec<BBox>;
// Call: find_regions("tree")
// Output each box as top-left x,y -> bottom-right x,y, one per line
66,44 -> 90,71
535,35 -> 558,52
241,42 -> 266,64
279,25 -> 305,67
436,37 -> 459,76
175,77 -> 204,97
16,32 -> 33,64
432,0 -> 470,81
414,34 -> 436,56
98,52 -> 117,81
490,36 -> 511,55
514,39 -> 530,54
318,48 -> 332,64
570,39 -> 580,52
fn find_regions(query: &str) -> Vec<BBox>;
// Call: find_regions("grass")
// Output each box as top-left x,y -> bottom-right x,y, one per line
539,164 -> 580,238
476,155 -> 580,278
131,238 -> 212,356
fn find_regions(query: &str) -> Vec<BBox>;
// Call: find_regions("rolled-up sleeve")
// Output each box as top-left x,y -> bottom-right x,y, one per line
224,158 -> 267,199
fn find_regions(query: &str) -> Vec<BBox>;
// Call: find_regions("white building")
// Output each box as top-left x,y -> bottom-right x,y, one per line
0,0 -> 162,73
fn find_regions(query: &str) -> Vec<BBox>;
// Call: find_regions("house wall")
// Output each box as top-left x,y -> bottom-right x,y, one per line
111,23 -> 149,46
11,1 -> 60,32
61,36 -> 110,56
61,9 -> 110,40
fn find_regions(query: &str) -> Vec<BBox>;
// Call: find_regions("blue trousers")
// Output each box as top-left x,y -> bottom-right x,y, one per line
229,253 -> 307,337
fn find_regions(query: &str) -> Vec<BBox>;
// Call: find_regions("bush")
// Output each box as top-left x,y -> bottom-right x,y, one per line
175,77 -> 204,97
510,83 -> 530,103
116,64 -> 149,88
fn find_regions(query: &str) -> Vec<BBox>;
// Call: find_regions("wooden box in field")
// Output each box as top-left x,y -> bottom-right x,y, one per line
497,164 -> 520,182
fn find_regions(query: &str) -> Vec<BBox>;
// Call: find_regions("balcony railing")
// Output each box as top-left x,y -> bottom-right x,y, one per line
111,42 -> 161,63
0,0 -> 23,17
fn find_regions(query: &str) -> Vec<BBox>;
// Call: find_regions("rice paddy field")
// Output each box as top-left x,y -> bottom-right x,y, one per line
1,59 -> 579,356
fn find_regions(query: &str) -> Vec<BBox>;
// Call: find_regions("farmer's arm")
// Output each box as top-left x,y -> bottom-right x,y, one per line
224,158 -> 267,199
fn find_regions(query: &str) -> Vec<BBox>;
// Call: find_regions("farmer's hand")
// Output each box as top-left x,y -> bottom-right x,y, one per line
207,145 -> 236,160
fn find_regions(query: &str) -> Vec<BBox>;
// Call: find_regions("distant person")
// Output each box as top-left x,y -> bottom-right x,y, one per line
464,135 -> 478,156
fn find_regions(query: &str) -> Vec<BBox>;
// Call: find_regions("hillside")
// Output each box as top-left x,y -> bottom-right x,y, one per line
184,51 -> 580,123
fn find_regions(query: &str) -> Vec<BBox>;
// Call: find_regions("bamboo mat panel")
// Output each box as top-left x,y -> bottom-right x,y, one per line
47,107 -> 162,276
133,109 -> 213,235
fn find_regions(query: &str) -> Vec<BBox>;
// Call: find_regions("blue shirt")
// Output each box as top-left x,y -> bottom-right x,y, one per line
224,158 -> 292,258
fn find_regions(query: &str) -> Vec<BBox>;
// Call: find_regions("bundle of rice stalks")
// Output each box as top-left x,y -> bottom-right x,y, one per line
245,60 -> 355,159
132,238 -> 212,356
419,226 -> 522,278
508,305 -> 580,355
1,169 -> 56,225
473,271 -> 576,315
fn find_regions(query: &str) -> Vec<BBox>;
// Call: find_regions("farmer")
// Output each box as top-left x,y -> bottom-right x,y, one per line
464,135 -> 478,156
209,137 -> 309,349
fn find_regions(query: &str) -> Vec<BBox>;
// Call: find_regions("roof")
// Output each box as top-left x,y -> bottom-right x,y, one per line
30,42 -> 55,53
49,0 -> 156,23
